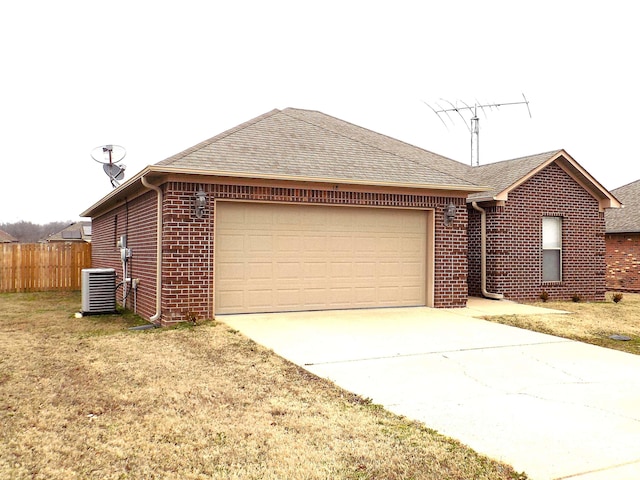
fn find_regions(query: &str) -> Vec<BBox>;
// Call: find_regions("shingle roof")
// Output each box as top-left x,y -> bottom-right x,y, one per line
158,108 -> 481,190
46,221 -> 92,243
606,179 -> 640,233
81,107 -> 620,218
467,150 -> 563,200
0,228 -> 18,243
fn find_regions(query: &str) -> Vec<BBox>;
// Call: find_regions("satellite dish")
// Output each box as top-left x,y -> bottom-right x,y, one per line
91,144 -> 127,188
103,163 -> 126,180
91,144 -> 126,164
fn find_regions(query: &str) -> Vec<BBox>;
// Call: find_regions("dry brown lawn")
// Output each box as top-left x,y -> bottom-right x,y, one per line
485,292 -> 640,355
0,291 -> 527,480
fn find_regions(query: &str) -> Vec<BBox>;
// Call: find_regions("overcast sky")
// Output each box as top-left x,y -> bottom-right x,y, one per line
1,1 -> 638,224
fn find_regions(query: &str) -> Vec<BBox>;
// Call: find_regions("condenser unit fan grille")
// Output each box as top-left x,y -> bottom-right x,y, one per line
81,268 -> 116,314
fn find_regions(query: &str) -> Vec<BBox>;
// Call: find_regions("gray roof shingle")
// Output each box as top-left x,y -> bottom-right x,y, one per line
158,108 -> 481,189
606,179 -> 640,233
466,150 -> 563,200
82,107 -> 619,219
0,228 -> 18,243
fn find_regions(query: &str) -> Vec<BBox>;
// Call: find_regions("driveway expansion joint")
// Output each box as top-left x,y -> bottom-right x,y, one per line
553,457 -> 640,479
303,339 -> 572,366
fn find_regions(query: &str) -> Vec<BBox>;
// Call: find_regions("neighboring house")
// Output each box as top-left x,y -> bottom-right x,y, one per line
0,229 -> 19,243
46,221 -> 92,243
605,179 -> 640,292
81,108 -> 620,325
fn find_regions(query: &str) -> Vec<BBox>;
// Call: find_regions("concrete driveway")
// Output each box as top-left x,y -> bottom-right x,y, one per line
220,299 -> 640,480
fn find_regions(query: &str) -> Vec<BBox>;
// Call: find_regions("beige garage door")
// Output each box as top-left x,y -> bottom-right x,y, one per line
215,201 -> 431,314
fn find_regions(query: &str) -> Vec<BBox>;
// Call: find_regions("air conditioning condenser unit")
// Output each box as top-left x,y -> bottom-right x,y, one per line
81,268 -> 116,314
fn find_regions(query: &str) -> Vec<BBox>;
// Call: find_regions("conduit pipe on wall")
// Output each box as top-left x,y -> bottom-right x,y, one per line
141,175 -> 163,323
471,202 -> 504,300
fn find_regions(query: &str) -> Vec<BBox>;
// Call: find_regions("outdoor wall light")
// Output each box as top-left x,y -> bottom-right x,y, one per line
194,189 -> 207,218
444,203 -> 457,226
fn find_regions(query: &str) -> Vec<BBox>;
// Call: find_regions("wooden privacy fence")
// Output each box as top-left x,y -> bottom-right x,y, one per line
0,243 -> 92,293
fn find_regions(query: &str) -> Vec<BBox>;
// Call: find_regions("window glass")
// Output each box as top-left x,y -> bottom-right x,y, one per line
542,250 -> 561,282
542,217 -> 561,249
542,217 -> 562,282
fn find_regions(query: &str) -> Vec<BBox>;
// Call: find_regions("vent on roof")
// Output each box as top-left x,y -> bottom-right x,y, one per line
81,268 -> 116,314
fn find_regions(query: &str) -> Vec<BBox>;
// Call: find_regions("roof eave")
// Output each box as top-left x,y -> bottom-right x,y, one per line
81,165 -> 490,218
151,165 -> 489,191
606,229 -> 640,234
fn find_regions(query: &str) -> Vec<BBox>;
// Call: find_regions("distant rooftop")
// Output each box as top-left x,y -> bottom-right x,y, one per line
46,221 -> 92,243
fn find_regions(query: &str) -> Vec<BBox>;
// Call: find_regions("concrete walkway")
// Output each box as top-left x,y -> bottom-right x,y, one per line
221,299 -> 640,480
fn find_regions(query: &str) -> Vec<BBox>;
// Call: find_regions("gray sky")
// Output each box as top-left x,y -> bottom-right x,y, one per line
1,1 -> 638,224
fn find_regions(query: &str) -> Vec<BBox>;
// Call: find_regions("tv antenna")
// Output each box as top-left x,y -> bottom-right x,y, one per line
91,145 -> 127,188
425,94 -> 531,166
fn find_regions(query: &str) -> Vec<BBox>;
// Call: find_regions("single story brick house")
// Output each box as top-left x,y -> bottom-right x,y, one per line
605,179 -> 640,292
0,228 -> 19,243
81,108 -> 620,325
45,221 -> 92,243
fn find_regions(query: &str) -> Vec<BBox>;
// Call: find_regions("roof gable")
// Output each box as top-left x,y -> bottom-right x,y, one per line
468,149 -> 620,211
606,179 -> 640,233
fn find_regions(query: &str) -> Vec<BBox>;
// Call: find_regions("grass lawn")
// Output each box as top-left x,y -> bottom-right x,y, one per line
0,291 -> 527,480
484,292 -> 640,355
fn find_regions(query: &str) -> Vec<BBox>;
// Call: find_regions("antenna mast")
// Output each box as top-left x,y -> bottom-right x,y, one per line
426,94 -> 532,166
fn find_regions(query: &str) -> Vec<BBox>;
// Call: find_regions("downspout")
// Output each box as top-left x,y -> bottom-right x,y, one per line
141,176 -> 163,323
471,202 -> 504,300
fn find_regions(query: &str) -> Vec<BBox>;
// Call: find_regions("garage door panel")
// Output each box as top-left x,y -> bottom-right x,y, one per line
246,289 -> 273,309
402,236 -> 424,253
402,286 -> 423,301
303,262 -> 328,278
355,262 -> 376,278
218,234 -> 245,252
305,235 -> 328,252
248,235 -> 273,252
303,288 -> 328,306
215,202 -> 429,314
217,262 -> 245,280
354,236 -> 377,254
328,235 -> 353,252
275,289 -> 301,307
246,262 -> 273,279
275,262 -> 301,280
379,262 -> 402,278
402,262 -> 424,278
218,290 -> 244,311
327,287 -> 354,305
378,237 -> 400,253
330,262 -> 353,278
276,236 -> 302,253
354,287 -> 377,303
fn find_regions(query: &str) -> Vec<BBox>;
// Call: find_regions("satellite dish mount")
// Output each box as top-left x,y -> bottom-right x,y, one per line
91,145 -> 127,188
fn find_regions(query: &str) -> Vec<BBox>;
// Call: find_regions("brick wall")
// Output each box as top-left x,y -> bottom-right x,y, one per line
468,163 -> 607,302
92,190 -> 160,321
606,233 -> 640,292
92,180 -> 469,325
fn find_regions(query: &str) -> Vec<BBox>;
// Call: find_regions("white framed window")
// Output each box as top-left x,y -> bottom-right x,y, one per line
542,217 -> 562,282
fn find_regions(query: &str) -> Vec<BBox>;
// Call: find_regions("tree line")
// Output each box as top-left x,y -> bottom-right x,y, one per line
0,221 -> 74,243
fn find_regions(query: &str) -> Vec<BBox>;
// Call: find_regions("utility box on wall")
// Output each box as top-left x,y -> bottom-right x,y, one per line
81,268 -> 116,314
